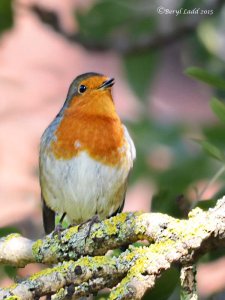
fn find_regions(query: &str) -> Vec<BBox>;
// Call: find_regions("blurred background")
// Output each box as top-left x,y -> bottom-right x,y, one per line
1,0 -> 225,299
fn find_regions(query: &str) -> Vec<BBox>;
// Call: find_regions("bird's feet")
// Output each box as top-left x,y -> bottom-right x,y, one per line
53,223 -> 64,240
53,212 -> 66,240
87,215 -> 100,238
77,215 -> 100,241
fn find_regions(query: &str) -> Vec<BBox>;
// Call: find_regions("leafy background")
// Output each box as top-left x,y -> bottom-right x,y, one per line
1,0 -> 225,299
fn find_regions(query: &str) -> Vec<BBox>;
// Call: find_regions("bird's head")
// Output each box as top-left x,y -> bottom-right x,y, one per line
60,72 -> 116,117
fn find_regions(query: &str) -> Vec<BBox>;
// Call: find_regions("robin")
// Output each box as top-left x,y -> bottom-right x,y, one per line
39,72 -> 136,234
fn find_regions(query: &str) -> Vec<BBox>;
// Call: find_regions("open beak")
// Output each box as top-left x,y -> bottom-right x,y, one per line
98,78 -> 115,89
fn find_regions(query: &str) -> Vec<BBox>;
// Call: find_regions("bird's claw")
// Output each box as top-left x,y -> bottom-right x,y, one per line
86,215 -> 100,238
77,215 -> 100,242
53,223 -> 64,240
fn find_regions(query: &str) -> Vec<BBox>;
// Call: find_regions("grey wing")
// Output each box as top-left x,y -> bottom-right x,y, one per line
123,125 -> 136,165
111,126 -> 136,217
42,194 -> 55,234
110,177 -> 129,217
39,121 -> 59,234
111,190 -> 126,216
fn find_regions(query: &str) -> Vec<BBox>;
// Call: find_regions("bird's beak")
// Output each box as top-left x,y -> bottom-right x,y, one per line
98,78 -> 115,89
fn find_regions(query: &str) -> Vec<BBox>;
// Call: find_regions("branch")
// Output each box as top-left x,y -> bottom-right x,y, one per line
24,0 -> 224,54
0,234 -> 34,267
180,265 -> 198,300
1,196 -> 225,299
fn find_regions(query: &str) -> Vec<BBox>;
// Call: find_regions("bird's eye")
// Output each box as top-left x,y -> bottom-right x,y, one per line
78,85 -> 87,94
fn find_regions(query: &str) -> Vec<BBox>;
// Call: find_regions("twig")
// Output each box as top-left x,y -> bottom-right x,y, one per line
180,265 -> 198,300
191,164 -> 225,209
17,0 -> 224,54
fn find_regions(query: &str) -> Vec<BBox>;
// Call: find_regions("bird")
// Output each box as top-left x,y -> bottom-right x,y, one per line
39,72 -> 136,234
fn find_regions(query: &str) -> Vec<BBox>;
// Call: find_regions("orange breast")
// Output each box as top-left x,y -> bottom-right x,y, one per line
51,109 -> 126,166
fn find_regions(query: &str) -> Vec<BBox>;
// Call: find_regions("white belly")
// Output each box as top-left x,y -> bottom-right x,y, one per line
40,151 -> 130,223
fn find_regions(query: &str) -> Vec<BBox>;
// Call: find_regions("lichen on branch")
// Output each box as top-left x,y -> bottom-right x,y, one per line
0,196 -> 225,299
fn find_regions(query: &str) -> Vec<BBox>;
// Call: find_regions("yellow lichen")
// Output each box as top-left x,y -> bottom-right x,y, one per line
49,243 -> 60,254
54,288 -> 65,298
92,213 -> 129,239
64,226 -> 79,240
105,213 -> 127,235
188,207 -> 203,218
32,239 -> 43,260
5,233 -> 21,242
80,255 -> 113,269
29,262 -> 71,281
103,219 -> 118,236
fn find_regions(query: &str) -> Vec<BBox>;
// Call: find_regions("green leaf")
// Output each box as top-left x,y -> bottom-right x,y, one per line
142,267 -> 179,300
185,67 -> 225,90
76,0 -> 135,40
203,124 -> 225,147
196,199 -> 217,211
0,227 -> 20,238
95,294 -> 109,300
214,187 -> 225,199
76,0 -> 156,43
4,266 -> 17,279
123,51 -> 159,100
194,139 -> 225,162
128,16 -> 156,40
208,248 -> 225,262
210,97 -> 225,124
0,0 -> 13,34
152,189 -> 182,218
